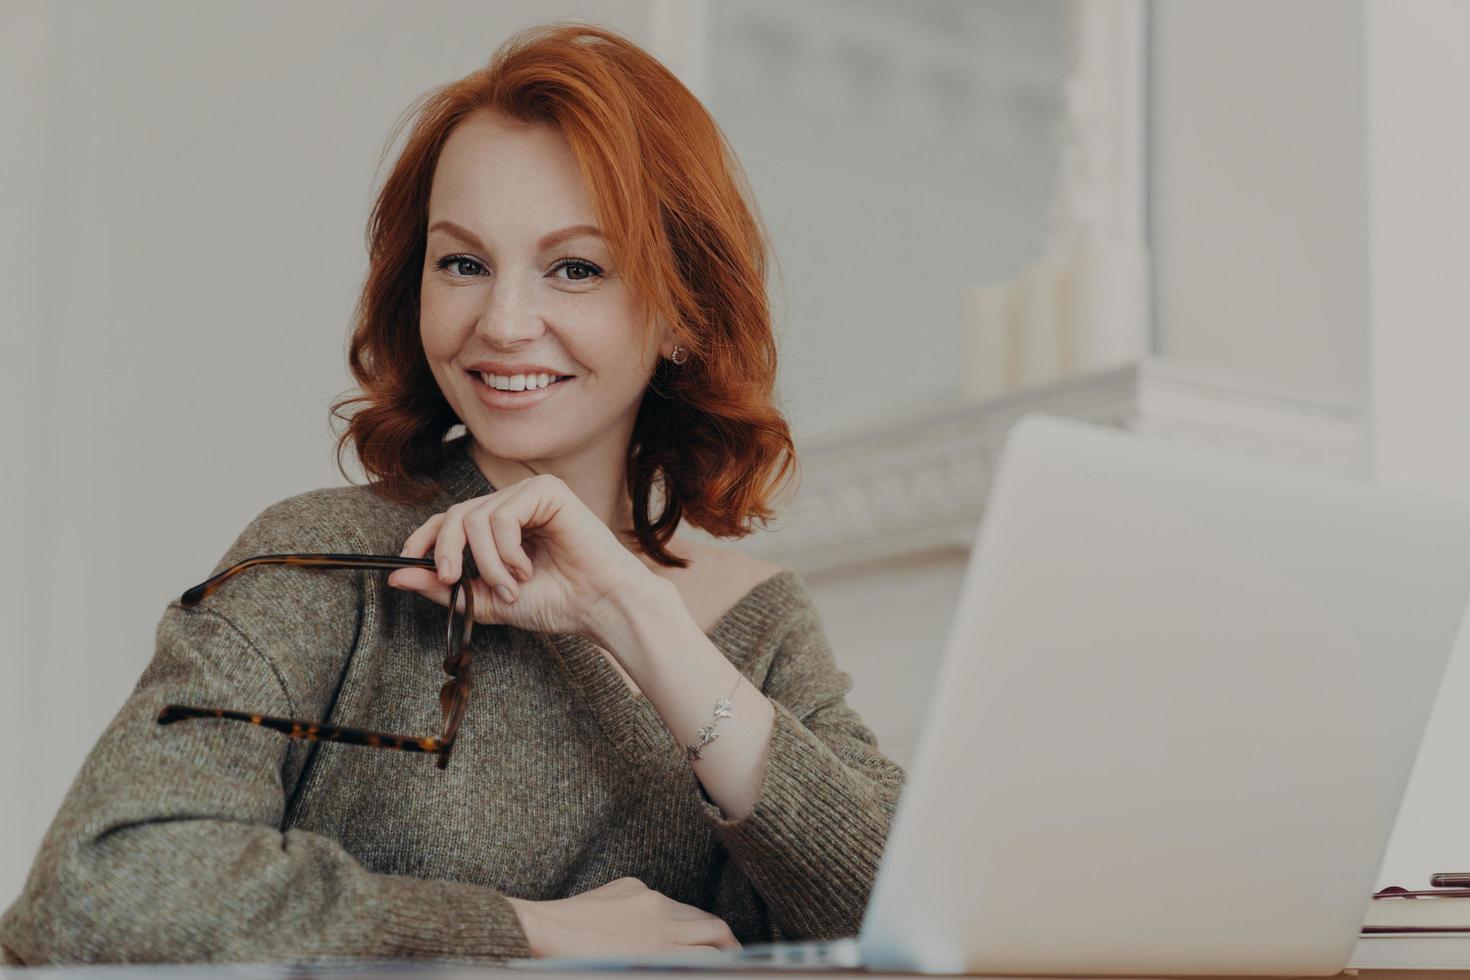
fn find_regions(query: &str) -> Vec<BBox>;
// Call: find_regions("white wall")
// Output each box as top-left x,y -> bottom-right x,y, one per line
1362,0 -> 1470,892
1150,0 -> 1370,409
0,0 -> 54,911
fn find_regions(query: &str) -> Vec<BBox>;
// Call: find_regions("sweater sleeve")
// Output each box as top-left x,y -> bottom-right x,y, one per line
0,495 -> 532,967
694,591 -> 907,941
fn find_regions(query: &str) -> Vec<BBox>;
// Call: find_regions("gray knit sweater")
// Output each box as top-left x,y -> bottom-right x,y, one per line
0,438 -> 906,966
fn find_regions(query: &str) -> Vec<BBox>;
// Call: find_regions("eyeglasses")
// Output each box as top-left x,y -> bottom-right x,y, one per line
156,553 -> 476,769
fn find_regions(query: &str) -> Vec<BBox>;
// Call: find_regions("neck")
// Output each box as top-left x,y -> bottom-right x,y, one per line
467,438 -> 640,545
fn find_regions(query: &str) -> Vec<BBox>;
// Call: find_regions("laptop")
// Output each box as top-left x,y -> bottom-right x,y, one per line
510,413 -> 1470,975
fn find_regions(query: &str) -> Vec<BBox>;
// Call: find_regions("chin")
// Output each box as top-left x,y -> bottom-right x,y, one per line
464,424 -> 565,462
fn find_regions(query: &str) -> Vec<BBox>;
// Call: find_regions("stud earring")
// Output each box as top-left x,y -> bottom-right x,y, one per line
669,344 -> 690,365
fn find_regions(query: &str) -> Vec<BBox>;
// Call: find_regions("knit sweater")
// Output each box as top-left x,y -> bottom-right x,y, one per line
0,437 -> 907,966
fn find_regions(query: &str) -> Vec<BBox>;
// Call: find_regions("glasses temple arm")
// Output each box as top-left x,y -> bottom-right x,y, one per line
157,704 -> 449,755
180,554 -> 442,606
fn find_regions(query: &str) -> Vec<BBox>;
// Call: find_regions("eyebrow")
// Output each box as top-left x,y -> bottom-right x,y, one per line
427,219 -> 604,252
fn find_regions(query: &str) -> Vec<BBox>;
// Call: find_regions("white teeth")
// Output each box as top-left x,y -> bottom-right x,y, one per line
479,371 -> 564,392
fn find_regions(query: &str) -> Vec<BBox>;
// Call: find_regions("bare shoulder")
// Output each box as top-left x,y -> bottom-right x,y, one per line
664,537 -> 787,634
697,540 -> 786,591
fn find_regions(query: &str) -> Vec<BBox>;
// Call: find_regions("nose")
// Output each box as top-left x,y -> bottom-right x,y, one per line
473,276 -> 546,348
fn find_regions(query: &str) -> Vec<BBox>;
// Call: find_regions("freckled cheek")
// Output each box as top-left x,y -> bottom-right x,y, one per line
418,301 -> 471,361
418,325 -> 456,365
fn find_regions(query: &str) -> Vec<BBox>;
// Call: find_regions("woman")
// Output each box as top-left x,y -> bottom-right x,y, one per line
0,22 -> 904,966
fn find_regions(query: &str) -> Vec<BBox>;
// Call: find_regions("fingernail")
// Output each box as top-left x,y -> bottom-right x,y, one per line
436,558 -> 449,580
495,585 -> 515,604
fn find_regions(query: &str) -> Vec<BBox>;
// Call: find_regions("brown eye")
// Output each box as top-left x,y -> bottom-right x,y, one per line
552,258 -> 602,282
436,255 -> 486,277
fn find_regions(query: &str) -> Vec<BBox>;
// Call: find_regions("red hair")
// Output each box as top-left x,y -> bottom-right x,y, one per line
330,21 -> 797,568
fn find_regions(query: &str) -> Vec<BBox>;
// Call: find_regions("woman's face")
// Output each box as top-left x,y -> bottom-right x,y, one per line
420,108 -> 666,470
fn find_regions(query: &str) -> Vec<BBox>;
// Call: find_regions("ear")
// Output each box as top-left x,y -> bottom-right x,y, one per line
654,316 -> 677,358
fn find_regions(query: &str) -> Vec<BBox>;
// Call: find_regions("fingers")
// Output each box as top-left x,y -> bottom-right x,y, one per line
488,506 -> 534,583
603,876 -> 646,894
562,878 -> 741,957
397,485 -> 538,603
431,505 -> 470,585
465,503 -> 519,605
391,513 -> 450,591
399,512 -> 446,561
386,565 -> 442,594
392,510 -> 462,594
388,567 -> 448,605
654,890 -> 740,951
676,918 -> 740,950
392,525 -> 520,623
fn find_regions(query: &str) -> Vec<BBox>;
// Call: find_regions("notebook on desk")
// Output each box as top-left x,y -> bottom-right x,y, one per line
510,414 -> 1470,976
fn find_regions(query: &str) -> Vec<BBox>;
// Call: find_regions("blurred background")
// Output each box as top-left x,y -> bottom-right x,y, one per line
4,0 -> 1469,911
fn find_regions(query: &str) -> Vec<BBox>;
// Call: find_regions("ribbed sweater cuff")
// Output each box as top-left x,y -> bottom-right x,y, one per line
367,872 -> 532,962
692,699 -> 888,937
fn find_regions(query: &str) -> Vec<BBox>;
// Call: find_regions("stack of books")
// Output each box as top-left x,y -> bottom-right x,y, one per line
1350,874 -> 1470,970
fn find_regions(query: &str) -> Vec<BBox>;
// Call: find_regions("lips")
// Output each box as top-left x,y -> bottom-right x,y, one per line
466,370 -> 574,410
468,371 -> 572,393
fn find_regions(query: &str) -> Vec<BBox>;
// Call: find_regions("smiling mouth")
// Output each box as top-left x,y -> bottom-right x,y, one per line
467,371 -> 575,393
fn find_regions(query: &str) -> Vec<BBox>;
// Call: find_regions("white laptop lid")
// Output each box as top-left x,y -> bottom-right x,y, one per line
858,414 -> 1470,976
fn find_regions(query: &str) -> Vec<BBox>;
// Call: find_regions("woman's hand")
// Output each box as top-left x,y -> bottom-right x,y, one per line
506,878 -> 741,958
387,473 -> 656,639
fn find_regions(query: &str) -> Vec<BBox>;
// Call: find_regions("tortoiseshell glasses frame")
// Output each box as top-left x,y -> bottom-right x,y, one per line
156,553 -> 476,769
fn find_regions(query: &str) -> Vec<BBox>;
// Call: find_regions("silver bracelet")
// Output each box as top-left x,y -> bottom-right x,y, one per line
685,672 -> 742,762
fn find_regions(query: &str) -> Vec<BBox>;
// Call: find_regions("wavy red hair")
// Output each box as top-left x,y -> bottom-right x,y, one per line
330,21 -> 797,568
